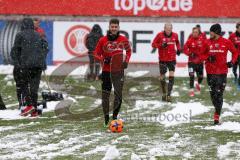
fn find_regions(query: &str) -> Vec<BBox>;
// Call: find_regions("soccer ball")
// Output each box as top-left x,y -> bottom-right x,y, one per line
109,120 -> 123,133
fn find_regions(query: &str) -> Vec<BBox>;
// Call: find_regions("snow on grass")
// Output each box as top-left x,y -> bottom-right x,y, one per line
225,86 -> 232,91
39,81 -> 48,89
148,136 -> 192,158
143,85 -> 152,90
0,131 -> 105,160
129,87 -> 138,92
217,141 -> 240,159
0,101 -> 60,120
90,85 -> 96,90
127,71 -> 149,78
158,102 -> 210,127
83,145 -> 108,155
228,102 -> 240,112
130,100 -> 165,113
0,126 -> 17,132
3,74 -> 13,81
94,99 -> 102,105
67,96 -> 77,103
204,122 -> 240,133
75,95 -> 86,99
172,91 -> 180,97
221,111 -> 235,118
102,146 -> 120,160
53,129 -> 63,135
6,81 -> 13,86
131,153 -> 141,160
181,86 -> 188,91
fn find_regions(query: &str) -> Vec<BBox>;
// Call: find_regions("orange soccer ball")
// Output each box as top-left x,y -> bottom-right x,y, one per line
109,120 -> 123,133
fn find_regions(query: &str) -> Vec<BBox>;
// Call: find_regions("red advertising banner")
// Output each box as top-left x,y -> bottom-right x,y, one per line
0,0 -> 239,18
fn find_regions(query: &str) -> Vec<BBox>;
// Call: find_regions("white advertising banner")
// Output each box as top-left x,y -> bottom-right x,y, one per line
53,21 -> 236,65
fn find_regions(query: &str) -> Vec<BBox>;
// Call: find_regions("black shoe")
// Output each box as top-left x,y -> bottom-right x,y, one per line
112,115 -> 117,120
162,95 -> 167,102
0,105 -> 6,110
214,120 -> 220,125
104,115 -> 109,126
166,96 -> 172,102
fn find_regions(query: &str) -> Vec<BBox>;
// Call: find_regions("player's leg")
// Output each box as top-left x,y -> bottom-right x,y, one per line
29,68 -> 42,116
167,61 -> 176,102
101,71 -> 112,126
195,63 -> 204,93
188,62 -> 195,97
159,61 -> 167,101
112,71 -> 124,120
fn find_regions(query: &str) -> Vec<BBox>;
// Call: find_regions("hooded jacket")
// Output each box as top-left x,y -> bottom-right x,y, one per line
10,18 -> 49,70
86,24 -> 103,52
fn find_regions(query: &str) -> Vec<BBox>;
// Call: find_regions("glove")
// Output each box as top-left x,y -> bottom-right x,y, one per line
103,57 -> 111,64
227,62 -> 233,68
208,56 -> 216,63
161,42 -> 168,48
151,48 -> 157,53
190,53 -> 196,58
176,50 -> 181,56
123,61 -> 128,69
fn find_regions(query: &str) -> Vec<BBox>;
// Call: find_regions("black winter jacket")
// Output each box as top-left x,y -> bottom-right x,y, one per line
11,18 -> 49,70
86,24 -> 103,52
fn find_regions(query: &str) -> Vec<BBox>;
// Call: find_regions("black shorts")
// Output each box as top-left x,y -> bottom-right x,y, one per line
188,62 -> 204,76
159,61 -> 176,74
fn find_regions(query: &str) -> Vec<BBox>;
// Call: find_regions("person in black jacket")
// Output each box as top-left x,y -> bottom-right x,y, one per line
11,18 -> 49,117
86,24 -> 103,80
0,93 -> 6,110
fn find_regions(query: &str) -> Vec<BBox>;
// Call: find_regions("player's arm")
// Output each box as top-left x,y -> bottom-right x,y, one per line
199,40 -> 210,62
93,38 -> 104,62
124,39 -> 132,63
228,40 -> 238,64
175,34 -> 181,55
10,33 -> 22,67
152,33 -> 161,49
183,40 -> 191,56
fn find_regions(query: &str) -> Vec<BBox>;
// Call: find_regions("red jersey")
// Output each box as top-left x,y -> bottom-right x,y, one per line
202,37 -> 238,75
152,32 -> 180,62
229,32 -> 240,55
35,26 -> 45,38
188,32 -> 207,40
94,34 -> 131,72
183,36 -> 205,64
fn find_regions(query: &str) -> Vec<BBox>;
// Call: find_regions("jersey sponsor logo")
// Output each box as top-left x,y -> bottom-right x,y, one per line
209,49 -> 225,53
103,41 -> 131,53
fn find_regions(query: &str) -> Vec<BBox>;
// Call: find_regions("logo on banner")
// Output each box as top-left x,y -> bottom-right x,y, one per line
114,0 -> 193,15
64,25 -> 91,56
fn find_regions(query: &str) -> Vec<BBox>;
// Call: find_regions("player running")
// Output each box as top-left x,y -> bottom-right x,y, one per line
229,22 -> 240,89
152,23 -> 181,102
184,27 -> 205,97
202,24 -> 238,125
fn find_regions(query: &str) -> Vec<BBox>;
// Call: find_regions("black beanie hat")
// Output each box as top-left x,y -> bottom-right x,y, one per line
210,23 -> 222,35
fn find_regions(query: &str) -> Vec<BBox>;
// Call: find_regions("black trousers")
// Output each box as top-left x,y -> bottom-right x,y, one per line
207,74 -> 227,115
101,71 -> 124,119
188,62 -> 204,88
232,56 -> 240,85
88,52 -> 100,75
13,67 -> 42,108
0,93 -> 6,109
